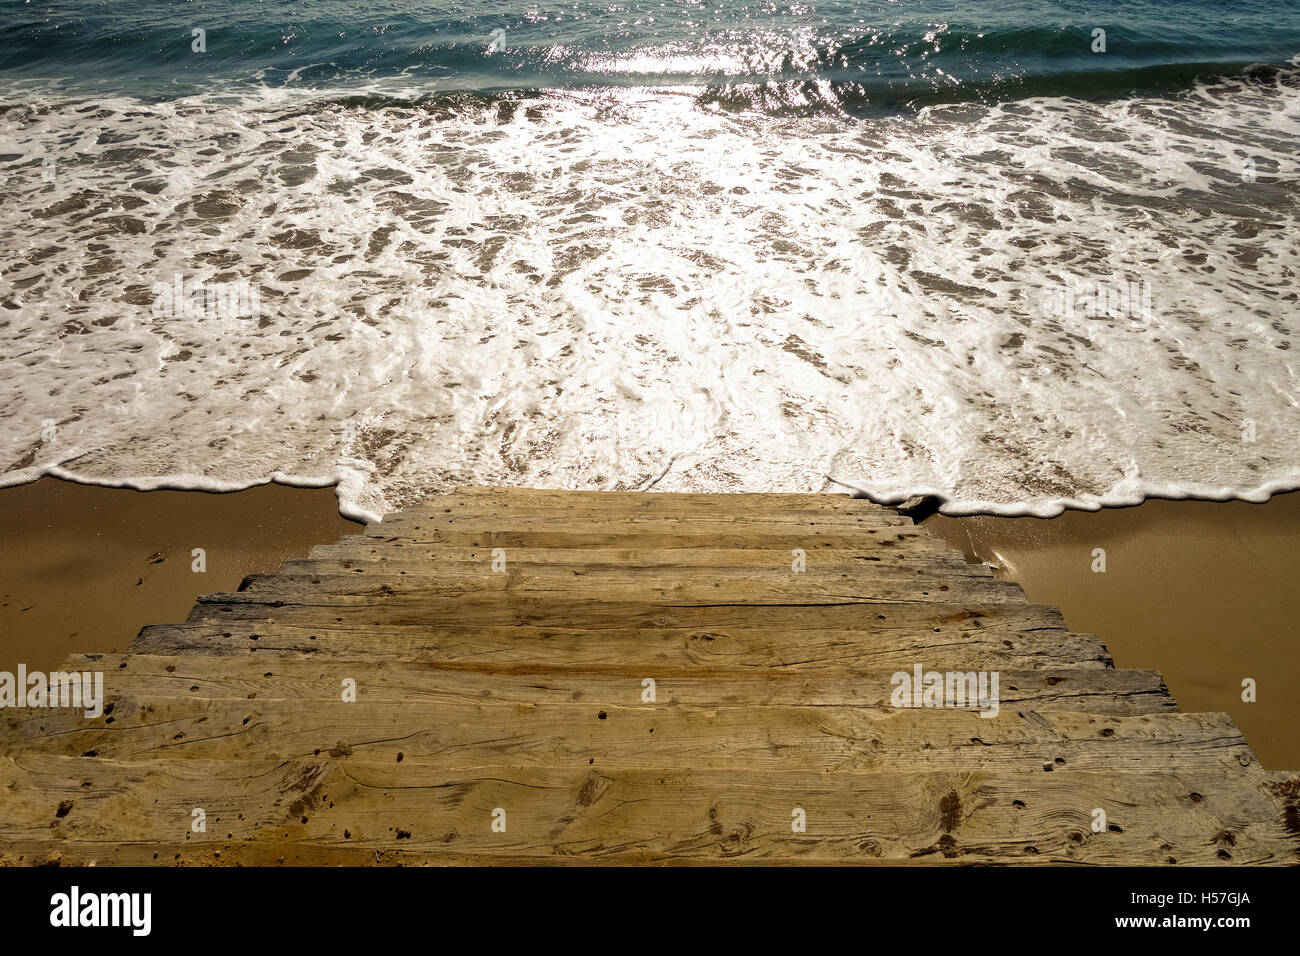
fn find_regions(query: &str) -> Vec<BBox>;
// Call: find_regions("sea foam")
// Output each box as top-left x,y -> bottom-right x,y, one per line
1,71 -> 1297,522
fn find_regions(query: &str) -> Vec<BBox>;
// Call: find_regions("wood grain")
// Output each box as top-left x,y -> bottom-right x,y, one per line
0,488 -> 1294,866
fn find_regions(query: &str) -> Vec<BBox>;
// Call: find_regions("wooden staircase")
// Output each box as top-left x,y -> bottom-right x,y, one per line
1,487 -> 1296,865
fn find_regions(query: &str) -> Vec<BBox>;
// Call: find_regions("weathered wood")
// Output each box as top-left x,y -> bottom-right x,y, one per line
187,593 -> 1066,633
363,528 -> 946,550
0,757 -> 1292,866
0,488 -> 1293,867
299,545 -> 983,573
4,698 -> 1243,774
233,570 -> 1027,605
380,502 -> 913,529
446,486 -> 904,515
56,654 -> 1175,713
360,497 -> 944,549
130,621 -> 1113,670
278,561 -> 1015,601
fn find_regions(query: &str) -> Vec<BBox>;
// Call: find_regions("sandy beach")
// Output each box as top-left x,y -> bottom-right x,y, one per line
0,478 -> 356,674
930,492 -> 1300,769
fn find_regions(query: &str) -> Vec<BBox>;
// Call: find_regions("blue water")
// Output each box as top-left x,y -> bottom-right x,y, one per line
4,0 -> 1300,109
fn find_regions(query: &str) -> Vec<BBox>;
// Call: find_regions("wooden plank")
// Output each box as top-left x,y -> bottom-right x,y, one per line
378,504 -> 912,531
331,530 -> 953,558
362,531 -> 950,551
445,486 -> 904,514
281,559 -> 1009,598
371,511 -> 915,532
299,545 -> 983,574
186,593 -> 1066,633
130,621 -> 1112,670
359,525 -> 948,551
281,553 -> 1003,582
0,756 -> 1291,865
232,570 -> 1027,605
60,654 -> 1175,713
384,506 -> 912,529
4,699 -> 1234,771
450,486 -> 880,500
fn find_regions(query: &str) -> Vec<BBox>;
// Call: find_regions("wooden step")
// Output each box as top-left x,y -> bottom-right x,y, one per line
185,592 -> 1066,632
59,653 -> 1174,712
362,528 -> 944,550
131,621 -> 1112,670
232,570 -> 1027,605
8,698 -> 1233,772
0,756 -> 1290,866
299,545 -> 983,574
443,486 -> 908,517
373,498 -> 914,527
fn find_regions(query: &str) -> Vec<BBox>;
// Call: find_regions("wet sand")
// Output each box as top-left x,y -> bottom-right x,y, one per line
0,478 -> 358,673
929,492 -> 1300,770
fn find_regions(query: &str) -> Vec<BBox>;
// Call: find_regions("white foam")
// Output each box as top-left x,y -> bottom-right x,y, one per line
1,74 -> 1297,519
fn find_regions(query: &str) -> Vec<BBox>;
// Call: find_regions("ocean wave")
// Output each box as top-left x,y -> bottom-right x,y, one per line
4,0 -> 1300,111
1,64 -> 1297,520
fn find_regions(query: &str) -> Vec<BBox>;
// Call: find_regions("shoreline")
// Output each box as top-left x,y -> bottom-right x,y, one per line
12,464 -> 1300,525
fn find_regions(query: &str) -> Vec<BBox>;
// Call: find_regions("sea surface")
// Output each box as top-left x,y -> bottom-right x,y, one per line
2,1 -> 1298,521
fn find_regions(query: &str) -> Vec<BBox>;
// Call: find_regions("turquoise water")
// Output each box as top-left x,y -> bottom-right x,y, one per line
4,0 -> 1299,109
